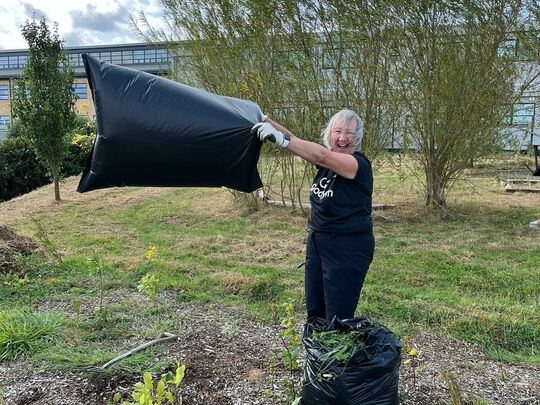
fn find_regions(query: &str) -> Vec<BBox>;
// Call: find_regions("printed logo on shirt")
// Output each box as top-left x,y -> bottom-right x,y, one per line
311,176 -> 334,200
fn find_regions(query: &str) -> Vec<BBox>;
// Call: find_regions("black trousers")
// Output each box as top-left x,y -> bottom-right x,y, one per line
305,230 -> 375,323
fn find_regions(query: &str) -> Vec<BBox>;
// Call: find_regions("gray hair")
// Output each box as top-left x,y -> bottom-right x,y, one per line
321,109 -> 364,151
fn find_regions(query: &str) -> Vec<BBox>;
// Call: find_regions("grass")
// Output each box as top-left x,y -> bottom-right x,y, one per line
0,309 -> 64,361
0,154 -> 538,369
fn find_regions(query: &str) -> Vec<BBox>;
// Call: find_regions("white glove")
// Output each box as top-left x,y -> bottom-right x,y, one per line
251,122 -> 290,148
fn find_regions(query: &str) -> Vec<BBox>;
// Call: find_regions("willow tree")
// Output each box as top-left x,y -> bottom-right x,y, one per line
133,0 -> 396,208
12,17 -> 77,202
389,0 -> 540,208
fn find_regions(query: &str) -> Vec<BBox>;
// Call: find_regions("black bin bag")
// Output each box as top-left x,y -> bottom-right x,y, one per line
77,54 -> 264,193
301,317 -> 401,405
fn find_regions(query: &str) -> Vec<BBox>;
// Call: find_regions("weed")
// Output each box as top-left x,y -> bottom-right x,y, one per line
269,301 -> 302,404
88,252 -> 106,314
30,216 -> 62,263
0,309 -> 63,362
138,246 -> 160,303
138,273 -> 159,302
402,336 -> 420,389
221,319 -> 241,337
112,362 -> 185,405
441,371 -> 463,405
311,329 -> 368,364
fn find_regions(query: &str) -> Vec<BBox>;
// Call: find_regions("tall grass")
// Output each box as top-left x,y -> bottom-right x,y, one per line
0,309 -> 63,362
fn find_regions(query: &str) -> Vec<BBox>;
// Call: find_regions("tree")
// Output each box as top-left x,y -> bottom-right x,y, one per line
136,0 -> 540,210
11,17 -> 77,202
133,0 -> 396,209
389,0 -> 540,208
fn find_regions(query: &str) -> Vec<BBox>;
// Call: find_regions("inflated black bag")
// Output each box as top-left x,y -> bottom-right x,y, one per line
301,317 -> 401,405
77,54 -> 264,193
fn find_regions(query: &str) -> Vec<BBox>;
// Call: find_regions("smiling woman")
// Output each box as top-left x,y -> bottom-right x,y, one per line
252,109 -> 374,324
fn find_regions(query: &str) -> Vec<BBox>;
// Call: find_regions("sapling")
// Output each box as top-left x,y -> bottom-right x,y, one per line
269,301 -> 302,404
88,252 -> 106,315
138,246 -> 160,303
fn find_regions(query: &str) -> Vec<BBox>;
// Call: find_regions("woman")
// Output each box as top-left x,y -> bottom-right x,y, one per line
252,110 -> 374,323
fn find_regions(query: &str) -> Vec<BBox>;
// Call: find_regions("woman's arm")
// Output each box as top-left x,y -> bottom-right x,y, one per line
263,117 -> 358,179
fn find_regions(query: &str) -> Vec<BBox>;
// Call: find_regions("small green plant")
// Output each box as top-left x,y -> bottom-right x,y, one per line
441,371 -> 463,405
0,309 -> 63,362
402,336 -> 419,389
138,273 -> 159,301
221,319 -> 241,337
30,216 -> 62,263
114,362 -> 185,405
270,301 -> 302,404
88,252 -> 106,314
138,246 -> 160,302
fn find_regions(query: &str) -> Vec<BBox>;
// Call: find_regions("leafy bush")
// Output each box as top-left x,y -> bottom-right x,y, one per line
62,133 -> 93,177
0,137 -> 49,202
0,117 -> 95,201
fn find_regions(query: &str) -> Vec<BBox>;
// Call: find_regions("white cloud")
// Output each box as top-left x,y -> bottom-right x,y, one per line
0,0 -> 165,50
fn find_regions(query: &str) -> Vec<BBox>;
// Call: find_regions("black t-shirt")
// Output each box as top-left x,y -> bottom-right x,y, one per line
308,152 -> 373,233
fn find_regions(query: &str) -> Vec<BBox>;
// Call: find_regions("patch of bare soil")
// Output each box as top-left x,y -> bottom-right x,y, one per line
0,224 -> 40,273
399,333 -> 539,404
0,295 -> 538,405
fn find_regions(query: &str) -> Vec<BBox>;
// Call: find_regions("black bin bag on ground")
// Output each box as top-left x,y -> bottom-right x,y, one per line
77,54 -> 264,193
301,317 -> 401,405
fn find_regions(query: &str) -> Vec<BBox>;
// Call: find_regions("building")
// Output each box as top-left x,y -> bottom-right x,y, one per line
0,40 -> 538,151
0,42 -> 171,139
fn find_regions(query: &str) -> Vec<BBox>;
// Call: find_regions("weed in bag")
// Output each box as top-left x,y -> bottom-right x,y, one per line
301,317 -> 401,405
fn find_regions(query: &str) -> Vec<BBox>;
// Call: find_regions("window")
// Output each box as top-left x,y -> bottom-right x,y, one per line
99,52 -> 111,63
0,116 -> 10,139
8,56 -> 19,68
111,51 -> 122,64
144,49 -> 156,63
156,49 -> 169,62
133,50 -> 145,63
512,103 -> 535,126
0,57 -> 8,69
122,50 -> 133,64
73,83 -> 87,100
498,39 -> 516,57
0,84 -> 8,100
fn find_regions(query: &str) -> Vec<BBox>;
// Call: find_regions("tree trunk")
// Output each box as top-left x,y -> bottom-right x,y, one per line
52,164 -> 61,202
425,169 -> 446,209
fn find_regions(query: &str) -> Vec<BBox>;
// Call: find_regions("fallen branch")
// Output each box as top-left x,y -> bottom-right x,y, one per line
77,332 -> 178,372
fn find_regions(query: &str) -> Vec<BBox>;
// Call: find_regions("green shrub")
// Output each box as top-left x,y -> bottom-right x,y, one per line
0,137 -> 48,202
62,133 -> 94,177
0,118 -> 94,201
62,115 -> 96,177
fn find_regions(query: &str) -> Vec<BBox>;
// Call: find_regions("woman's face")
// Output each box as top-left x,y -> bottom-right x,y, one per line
330,117 -> 357,154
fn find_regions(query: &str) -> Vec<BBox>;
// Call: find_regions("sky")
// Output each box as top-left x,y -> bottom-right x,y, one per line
0,0 -> 165,50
